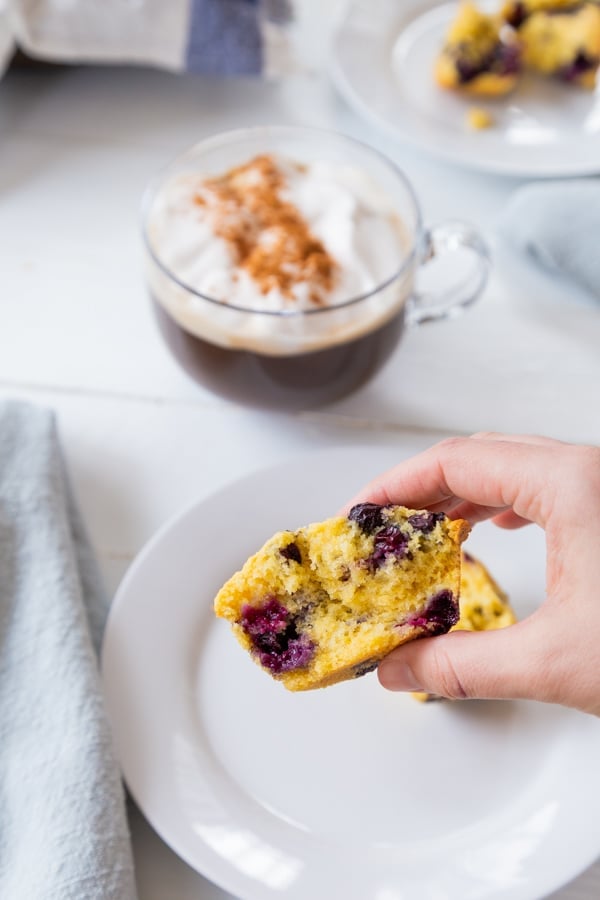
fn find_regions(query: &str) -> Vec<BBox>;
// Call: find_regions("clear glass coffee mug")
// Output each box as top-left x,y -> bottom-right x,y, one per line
143,127 -> 490,411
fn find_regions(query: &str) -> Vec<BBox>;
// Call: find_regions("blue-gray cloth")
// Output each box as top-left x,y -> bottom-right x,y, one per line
0,401 -> 137,900
497,180 -> 600,305
186,0 -> 292,74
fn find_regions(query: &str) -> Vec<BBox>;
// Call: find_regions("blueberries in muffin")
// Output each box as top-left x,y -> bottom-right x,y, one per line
338,565 -> 351,583
455,54 -> 483,83
348,502 -> 386,534
279,542 -> 302,563
257,630 -> 315,674
505,1 -> 526,29
408,589 -> 459,635
366,525 -> 411,571
407,511 -> 446,533
239,598 -> 314,673
560,50 -> 596,82
456,41 -> 521,83
240,597 -> 289,636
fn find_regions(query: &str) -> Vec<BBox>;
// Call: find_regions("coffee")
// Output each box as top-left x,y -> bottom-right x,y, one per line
144,145 -> 414,407
142,129 -> 489,409
153,299 -> 406,410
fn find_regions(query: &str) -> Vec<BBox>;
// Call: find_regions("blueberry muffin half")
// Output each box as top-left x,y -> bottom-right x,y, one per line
214,503 -> 470,691
435,2 -> 522,95
413,551 -> 517,702
517,3 -> 600,87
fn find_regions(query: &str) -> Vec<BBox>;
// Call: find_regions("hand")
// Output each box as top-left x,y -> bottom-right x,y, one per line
350,434 -> 600,715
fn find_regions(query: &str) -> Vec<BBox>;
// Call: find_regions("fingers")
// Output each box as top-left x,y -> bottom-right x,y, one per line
449,504 -> 532,528
378,615 -> 559,703
342,462 -> 450,514
447,500 -> 511,526
351,436 -> 559,527
491,509 -> 532,530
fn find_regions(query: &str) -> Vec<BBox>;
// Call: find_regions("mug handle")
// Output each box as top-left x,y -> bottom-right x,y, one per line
405,221 -> 491,326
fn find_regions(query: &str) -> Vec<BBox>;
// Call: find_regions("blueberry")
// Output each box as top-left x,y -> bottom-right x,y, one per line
259,633 -> 314,674
408,590 -> 459,636
280,542 -> 302,564
366,525 -> 410,571
240,598 -> 288,636
239,598 -> 314,673
456,41 -> 521,84
456,57 -> 481,83
505,1 -> 526,28
338,566 -> 351,583
497,42 -> 521,76
407,511 -> 446,533
348,502 -> 386,534
560,52 -> 594,82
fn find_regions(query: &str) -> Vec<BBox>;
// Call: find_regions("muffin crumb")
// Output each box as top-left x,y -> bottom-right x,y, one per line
467,106 -> 495,129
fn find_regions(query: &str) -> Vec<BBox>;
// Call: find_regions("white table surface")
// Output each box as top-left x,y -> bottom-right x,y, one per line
1,14 -> 600,898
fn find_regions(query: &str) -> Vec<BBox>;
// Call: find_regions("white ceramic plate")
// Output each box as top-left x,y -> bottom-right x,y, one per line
331,0 -> 600,177
102,446 -> 600,900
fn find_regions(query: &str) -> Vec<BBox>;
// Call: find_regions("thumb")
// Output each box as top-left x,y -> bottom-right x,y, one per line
378,616 -> 557,702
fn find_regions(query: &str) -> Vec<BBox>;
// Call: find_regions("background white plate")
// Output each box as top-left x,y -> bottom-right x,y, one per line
102,445 -> 600,900
331,0 -> 600,177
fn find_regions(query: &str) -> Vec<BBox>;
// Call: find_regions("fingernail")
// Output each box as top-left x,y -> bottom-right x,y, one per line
378,659 -> 422,692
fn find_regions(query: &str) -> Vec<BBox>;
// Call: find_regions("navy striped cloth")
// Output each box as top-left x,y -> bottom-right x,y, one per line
186,0 -> 292,74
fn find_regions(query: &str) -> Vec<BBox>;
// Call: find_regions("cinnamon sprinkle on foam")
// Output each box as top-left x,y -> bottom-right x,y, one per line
194,155 -> 338,305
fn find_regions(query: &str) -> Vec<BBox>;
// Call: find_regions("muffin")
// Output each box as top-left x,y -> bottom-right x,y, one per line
413,551 -> 517,702
466,106 -> 496,128
214,503 -> 470,691
435,2 -> 522,95
517,3 -> 600,87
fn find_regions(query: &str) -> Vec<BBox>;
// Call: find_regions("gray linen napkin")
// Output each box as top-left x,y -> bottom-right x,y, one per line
497,180 -> 600,304
0,400 -> 137,900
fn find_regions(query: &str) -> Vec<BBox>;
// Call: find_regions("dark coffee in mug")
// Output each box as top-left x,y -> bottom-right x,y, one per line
153,300 -> 405,411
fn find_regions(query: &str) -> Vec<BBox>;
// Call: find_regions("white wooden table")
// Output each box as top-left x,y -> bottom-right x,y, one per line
1,48 -> 599,900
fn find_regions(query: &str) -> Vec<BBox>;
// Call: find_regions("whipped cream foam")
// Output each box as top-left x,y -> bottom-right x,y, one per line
144,153 -> 414,355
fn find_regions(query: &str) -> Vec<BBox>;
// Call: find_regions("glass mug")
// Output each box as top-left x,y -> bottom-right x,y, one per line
142,127 -> 490,411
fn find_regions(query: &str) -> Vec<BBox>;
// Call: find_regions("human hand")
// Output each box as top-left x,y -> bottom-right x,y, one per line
349,434 -> 600,715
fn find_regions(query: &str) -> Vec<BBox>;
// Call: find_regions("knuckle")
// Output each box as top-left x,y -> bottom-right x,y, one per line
563,445 -> 600,506
428,646 -> 469,700
470,430 -> 499,440
575,445 -> 600,480
435,436 -> 466,457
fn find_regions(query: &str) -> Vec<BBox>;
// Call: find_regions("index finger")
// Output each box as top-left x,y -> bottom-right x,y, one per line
344,436 -> 558,527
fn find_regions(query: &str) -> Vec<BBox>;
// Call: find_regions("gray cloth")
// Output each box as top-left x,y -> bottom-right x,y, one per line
0,400 -> 137,900
497,180 -> 600,304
